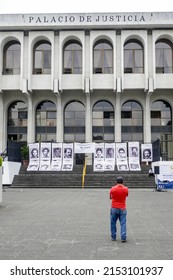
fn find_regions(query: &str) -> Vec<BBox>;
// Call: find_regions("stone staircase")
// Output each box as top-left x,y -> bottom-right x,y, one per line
84,165 -> 155,188
12,165 -> 83,188
11,164 -> 155,188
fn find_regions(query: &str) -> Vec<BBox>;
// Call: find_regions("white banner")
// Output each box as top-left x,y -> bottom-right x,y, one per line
52,143 -> 62,159
105,143 -> 115,160
117,160 -> 129,171
62,143 -> 74,171
128,142 -> 140,159
51,143 -> 62,171
116,143 -> 129,171
27,143 -> 40,171
141,143 -> 153,162
104,143 -> 115,171
26,141 -> 153,172
40,143 -> 51,159
128,142 -> 141,171
94,143 -> 104,171
29,143 -> 40,160
116,143 -> 127,159
74,142 -> 95,153
39,159 -> 51,171
39,143 -> 51,171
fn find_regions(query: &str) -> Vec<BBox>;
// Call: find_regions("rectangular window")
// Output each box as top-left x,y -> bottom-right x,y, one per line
121,111 -> 132,118
151,111 -> 161,118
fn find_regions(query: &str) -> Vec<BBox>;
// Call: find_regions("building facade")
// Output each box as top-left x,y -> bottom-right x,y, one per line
0,12 -> 173,161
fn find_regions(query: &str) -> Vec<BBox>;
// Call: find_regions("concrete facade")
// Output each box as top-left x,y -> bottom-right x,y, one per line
0,12 -> 173,157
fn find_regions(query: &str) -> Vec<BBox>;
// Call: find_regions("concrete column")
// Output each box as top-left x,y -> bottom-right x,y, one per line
27,96 -> 35,143
57,93 -> 63,142
85,92 -> 92,142
143,93 -> 152,143
115,92 -> 121,142
115,30 -> 122,142
0,94 -> 5,152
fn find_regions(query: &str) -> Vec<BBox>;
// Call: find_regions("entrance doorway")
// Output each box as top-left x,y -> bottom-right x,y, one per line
75,153 -> 85,165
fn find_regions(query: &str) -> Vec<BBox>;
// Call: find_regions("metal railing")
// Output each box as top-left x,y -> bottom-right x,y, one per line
82,157 -> 87,188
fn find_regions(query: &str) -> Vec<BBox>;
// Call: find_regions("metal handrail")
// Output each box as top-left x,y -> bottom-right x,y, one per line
82,157 -> 87,188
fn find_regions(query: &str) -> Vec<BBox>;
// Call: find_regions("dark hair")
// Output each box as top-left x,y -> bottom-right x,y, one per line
64,148 -> 72,152
43,148 -> 49,152
116,176 -> 124,184
143,149 -> 151,154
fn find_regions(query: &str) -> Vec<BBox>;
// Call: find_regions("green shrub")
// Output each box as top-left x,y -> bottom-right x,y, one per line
21,145 -> 29,160
0,156 -> 3,166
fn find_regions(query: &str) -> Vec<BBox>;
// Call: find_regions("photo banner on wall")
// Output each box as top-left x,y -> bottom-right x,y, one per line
62,143 -> 74,171
141,143 -> 153,162
27,143 -> 40,171
26,141 -> 152,172
51,142 -> 62,171
128,142 -> 141,171
116,143 -> 129,171
39,143 -> 51,171
104,143 -> 115,171
94,143 -> 104,171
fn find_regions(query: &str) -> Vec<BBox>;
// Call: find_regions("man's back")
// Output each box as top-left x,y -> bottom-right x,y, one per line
110,184 -> 128,209
110,177 -> 129,242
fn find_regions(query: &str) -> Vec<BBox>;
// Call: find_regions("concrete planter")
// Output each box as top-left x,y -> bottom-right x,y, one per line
22,159 -> 29,167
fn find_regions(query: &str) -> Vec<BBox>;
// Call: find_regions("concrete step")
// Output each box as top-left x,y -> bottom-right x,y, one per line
12,164 -> 155,188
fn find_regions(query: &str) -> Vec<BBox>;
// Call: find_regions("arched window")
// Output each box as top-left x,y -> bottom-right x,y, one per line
92,101 -> 114,142
124,39 -> 144,73
121,101 -> 143,142
155,39 -> 173,73
33,40 -> 51,74
151,100 -> 172,141
63,40 -> 82,74
3,41 -> 21,75
64,101 -> 85,142
93,40 -> 113,74
36,101 -> 56,142
8,101 -> 27,143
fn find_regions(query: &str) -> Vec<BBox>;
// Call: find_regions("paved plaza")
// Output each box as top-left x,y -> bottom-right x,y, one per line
0,186 -> 173,260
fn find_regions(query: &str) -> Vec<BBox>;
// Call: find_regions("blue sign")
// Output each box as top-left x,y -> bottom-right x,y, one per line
157,179 -> 173,190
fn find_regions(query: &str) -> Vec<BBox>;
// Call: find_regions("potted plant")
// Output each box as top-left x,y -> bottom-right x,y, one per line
21,145 -> 29,167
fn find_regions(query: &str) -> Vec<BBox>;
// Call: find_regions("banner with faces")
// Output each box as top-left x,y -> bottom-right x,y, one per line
104,143 -> 115,171
93,143 -> 116,171
51,143 -> 62,171
27,142 -> 152,172
62,143 -> 74,171
94,143 -> 105,171
39,143 -> 52,171
116,143 -> 129,171
27,143 -> 40,171
27,142 -> 74,171
141,144 -> 153,162
128,142 -> 141,171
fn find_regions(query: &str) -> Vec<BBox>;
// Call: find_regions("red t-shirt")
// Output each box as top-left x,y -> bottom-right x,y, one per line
110,184 -> 128,209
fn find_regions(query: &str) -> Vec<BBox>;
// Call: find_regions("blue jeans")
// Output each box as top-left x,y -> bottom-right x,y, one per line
110,208 -> 127,240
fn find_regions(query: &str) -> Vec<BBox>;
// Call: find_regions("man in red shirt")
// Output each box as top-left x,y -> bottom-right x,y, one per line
110,176 -> 128,242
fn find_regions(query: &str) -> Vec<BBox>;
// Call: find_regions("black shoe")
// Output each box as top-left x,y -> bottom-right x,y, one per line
111,238 -> 116,241
121,239 -> 126,242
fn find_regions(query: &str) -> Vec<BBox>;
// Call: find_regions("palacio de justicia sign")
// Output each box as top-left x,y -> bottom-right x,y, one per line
0,12 -> 173,29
